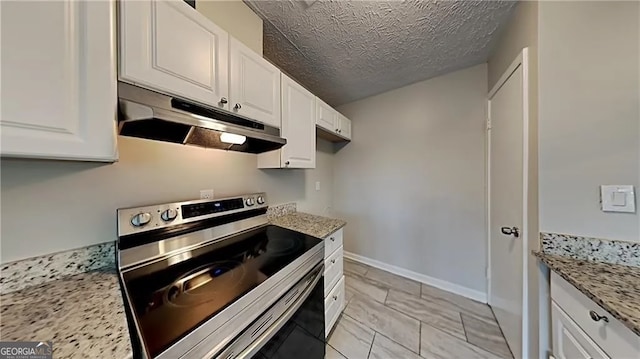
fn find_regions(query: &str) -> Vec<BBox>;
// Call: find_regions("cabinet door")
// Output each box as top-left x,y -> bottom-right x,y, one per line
119,0 -> 229,109
281,74 -> 316,168
1,0 -> 117,161
552,302 -> 609,359
316,97 -> 337,132
338,114 -> 352,140
229,38 -> 281,128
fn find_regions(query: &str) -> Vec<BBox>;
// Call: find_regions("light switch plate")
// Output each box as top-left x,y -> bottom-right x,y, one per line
600,185 -> 635,213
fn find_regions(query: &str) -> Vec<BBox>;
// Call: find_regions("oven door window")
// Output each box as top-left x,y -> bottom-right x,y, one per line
256,276 -> 325,359
215,269 -> 326,359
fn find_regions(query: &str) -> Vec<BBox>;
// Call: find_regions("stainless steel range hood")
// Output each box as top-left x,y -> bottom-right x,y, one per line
117,82 -> 286,154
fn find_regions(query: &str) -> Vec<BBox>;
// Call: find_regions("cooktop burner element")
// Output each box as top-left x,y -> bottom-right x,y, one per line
116,193 -> 324,359
265,236 -> 304,256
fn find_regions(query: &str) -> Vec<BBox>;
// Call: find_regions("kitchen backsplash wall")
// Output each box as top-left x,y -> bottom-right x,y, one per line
541,232 -> 640,267
0,137 -> 334,263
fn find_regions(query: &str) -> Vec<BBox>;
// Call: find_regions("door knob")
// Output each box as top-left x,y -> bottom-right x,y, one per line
500,226 -> 520,238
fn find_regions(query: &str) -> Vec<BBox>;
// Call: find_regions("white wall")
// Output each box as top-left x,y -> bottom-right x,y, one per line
0,137 -> 334,263
538,1 -> 640,242
334,64 -> 488,294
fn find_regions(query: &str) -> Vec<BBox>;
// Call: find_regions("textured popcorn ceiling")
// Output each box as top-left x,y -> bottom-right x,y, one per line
245,0 -> 517,106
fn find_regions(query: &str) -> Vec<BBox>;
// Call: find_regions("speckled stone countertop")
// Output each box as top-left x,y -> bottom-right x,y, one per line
0,269 -> 133,358
270,212 -> 346,239
534,252 -> 640,336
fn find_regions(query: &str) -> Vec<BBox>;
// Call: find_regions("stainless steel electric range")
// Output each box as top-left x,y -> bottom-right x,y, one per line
116,193 -> 326,359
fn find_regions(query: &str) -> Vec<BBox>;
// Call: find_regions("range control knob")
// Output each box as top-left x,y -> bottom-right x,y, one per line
256,196 -> 265,205
161,208 -> 178,222
245,198 -> 255,206
131,212 -> 152,227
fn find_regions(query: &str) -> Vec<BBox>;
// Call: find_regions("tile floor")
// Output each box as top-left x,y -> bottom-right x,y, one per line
326,259 -> 513,359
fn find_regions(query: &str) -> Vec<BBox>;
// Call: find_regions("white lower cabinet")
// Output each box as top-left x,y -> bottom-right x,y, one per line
552,302 -> 609,359
323,228 -> 345,338
1,0 -> 118,161
325,276 -> 345,338
550,273 -> 640,359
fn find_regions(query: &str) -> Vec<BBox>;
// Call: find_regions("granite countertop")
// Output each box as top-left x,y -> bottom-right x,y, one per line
270,212 -> 346,239
534,252 -> 640,336
0,269 -> 133,359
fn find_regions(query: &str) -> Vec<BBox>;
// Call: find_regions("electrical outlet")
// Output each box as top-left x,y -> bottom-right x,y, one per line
315,181 -> 321,191
200,189 -> 214,200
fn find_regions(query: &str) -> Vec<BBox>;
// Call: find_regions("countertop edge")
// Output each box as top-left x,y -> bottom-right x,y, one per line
269,212 -> 347,239
533,251 -> 640,336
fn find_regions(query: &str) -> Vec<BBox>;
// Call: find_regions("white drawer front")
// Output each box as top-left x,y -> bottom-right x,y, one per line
552,302 -> 609,359
324,246 -> 343,297
324,276 -> 345,338
324,229 -> 343,259
551,272 -> 640,359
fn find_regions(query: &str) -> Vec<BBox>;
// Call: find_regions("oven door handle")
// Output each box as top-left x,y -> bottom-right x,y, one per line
219,262 -> 323,359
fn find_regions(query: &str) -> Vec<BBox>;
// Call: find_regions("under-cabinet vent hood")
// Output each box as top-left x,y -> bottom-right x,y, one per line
117,83 -> 286,154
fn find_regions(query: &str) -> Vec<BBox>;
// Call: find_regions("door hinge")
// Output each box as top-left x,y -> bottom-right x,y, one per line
486,117 -> 492,130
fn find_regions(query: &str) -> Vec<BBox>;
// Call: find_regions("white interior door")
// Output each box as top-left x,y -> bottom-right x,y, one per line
488,50 -> 529,359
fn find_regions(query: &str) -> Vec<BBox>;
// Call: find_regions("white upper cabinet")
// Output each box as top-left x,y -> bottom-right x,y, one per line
280,75 -> 316,168
0,0 -> 118,161
315,97 -> 351,141
229,38 -> 281,128
316,98 -> 337,132
258,74 -> 315,169
119,0 -> 229,109
337,113 -> 352,140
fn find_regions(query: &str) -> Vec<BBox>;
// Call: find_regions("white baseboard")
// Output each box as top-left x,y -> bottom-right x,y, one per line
343,251 -> 488,303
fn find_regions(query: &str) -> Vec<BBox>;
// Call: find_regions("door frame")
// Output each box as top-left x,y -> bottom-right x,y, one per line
486,48 -> 530,359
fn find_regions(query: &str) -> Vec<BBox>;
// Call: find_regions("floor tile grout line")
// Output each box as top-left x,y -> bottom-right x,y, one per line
366,332 -> 376,359
457,314 -> 513,359
372,329 -> 425,358
381,300 -> 464,337
381,292 -> 469,339
346,263 -> 422,298
328,343 -> 349,359
461,312 -> 469,342
347,299 -> 421,356
418,322 -> 421,356
489,307 -> 515,359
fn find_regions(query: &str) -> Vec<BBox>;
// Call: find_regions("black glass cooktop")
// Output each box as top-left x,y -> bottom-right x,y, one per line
122,225 -> 322,358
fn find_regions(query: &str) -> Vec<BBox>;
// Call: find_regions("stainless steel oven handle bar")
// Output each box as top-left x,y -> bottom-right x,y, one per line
213,262 -> 324,359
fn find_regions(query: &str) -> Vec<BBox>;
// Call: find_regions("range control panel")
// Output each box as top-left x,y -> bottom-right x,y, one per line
117,193 -> 268,237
